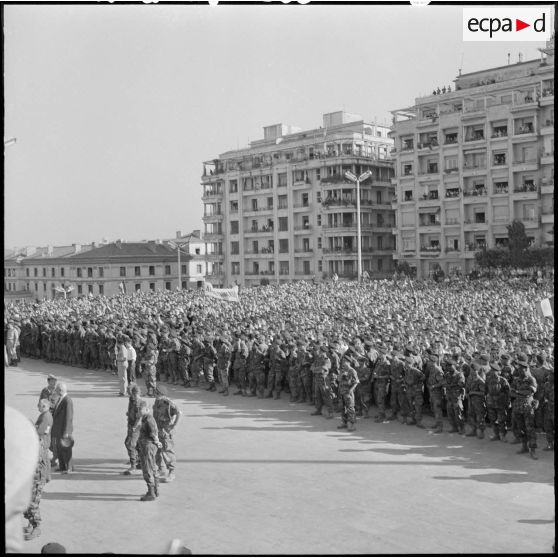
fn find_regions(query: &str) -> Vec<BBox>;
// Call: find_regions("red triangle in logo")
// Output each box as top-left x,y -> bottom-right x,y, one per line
516,19 -> 530,31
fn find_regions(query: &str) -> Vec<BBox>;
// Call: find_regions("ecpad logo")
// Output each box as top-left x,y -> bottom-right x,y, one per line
463,8 -> 552,42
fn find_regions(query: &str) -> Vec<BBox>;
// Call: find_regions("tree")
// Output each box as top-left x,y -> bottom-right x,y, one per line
475,247 -> 510,269
259,278 -> 270,286
507,219 -> 530,268
395,261 -> 412,276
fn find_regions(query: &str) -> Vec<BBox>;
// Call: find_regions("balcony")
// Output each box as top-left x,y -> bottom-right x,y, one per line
321,197 -> 356,209
512,185 -> 539,200
541,213 -> 554,224
444,218 -> 460,226
492,186 -> 509,196
202,189 -> 223,200
294,248 -> 314,255
419,246 -> 441,256
417,193 -> 440,207
203,233 -> 223,242
202,213 -> 224,222
244,227 -> 274,236
541,119 -> 554,134
418,221 -> 441,229
293,203 -> 312,212
464,134 -> 486,144
322,223 -> 355,231
417,140 -> 439,151
444,189 -> 461,199
463,219 -> 488,230
463,188 -> 488,202
462,163 -> 486,176
444,136 -> 458,145
444,167 -> 459,175
294,225 -> 312,233
490,130 -> 508,140
418,165 -> 440,177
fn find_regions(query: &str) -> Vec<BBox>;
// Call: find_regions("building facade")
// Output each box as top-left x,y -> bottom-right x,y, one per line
390,39 -> 554,278
4,232 -> 207,300
201,111 -> 395,287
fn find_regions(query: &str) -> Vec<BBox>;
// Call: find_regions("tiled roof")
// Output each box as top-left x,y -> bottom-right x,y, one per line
69,242 -> 176,260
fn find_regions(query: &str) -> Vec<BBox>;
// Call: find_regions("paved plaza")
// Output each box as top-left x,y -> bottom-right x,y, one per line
6,359 -> 555,555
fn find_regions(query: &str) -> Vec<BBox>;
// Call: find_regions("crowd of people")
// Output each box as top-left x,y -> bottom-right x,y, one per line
5,274 -> 555,467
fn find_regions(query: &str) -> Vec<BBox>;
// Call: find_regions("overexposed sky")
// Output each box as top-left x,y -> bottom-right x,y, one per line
3,3 -> 548,248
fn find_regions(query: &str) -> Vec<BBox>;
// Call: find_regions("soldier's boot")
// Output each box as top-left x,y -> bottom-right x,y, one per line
543,441 -> 554,451
337,423 -> 348,429
325,409 -> 334,419
458,424 -> 466,435
374,414 -> 386,423
221,388 -> 229,396
123,466 -> 140,475
517,442 -> 529,455
311,409 -> 322,416
140,487 -> 156,501
490,432 -> 501,441
209,383 -> 217,392
347,422 -> 356,432
477,429 -> 485,440
362,409 -> 370,419
398,415 -> 407,425
273,392 -> 280,400
154,482 -> 159,497
529,448 -> 538,460
406,417 -> 416,426
233,390 -> 243,395
24,526 -> 41,541
264,389 -> 273,399
465,428 -> 477,437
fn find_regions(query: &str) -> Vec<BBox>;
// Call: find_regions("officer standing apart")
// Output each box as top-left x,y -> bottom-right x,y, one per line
137,400 -> 162,502
123,383 -> 143,475
152,386 -> 181,483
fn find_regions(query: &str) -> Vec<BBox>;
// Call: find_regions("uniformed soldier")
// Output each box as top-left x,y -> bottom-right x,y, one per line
372,347 -> 391,422
266,337 -> 287,399
141,342 -> 158,397
426,351 -> 446,433
465,363 -> 487,438
122,383 -> 143,475
249,335 -> 268,398
286,342 -> 299,402
232,332 -> 249,396
389,352 -> 408,422
484,361 -> 510,441
203,336 -> 218,392
152,386 -> 181,482
404,354 -> 426,428
178,334 -> 192,387
351,339 -> 373,418
190,335 -> 206,387
510,353 -> 538,460
310,345 -> 333,419
337,358 -> 359,432
137,400 -> 162,501
216,334 -> 233,396
542,372 -> 554,451
445,363 -> 465,434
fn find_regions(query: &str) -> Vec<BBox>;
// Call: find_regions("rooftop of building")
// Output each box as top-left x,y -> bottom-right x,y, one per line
69,241 -> 177,260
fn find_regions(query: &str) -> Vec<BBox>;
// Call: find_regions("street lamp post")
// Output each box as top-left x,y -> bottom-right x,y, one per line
345,170 -> 372,282
168,241 -> 188,290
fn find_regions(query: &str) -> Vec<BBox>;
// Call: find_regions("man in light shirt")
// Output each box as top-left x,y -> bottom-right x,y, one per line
125,339 -> 137,388
116,336 -> 129,396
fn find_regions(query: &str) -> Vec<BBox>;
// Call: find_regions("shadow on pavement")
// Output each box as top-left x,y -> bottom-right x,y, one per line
43,491 -> 139,502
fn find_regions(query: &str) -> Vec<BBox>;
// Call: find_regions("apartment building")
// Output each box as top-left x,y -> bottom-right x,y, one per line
390,38 -> 554,278
201,111 -> 395,287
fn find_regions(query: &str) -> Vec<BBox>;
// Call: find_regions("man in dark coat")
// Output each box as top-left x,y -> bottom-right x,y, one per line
51,383 -> 74,473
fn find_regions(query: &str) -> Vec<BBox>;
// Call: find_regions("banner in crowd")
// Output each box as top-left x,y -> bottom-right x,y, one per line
204,282 -> 240,303
536,296 -> 554,319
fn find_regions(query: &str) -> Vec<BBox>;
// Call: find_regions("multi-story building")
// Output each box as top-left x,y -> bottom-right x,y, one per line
201,111 -> 395,287
4,231 -> 207,300
390,38 -> 554,278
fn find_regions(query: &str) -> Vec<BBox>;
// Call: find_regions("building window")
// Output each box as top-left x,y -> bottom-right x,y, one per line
378,237 -> 383,250
43,268 -> 46,277
378,259 -> 383,271
120,267 -> 126,277
98,267 -> 103,278
278,217 -> 288,232
231,221 -> 239,234
229,180 -> 238,193
195,248 -> 201,255
279,239 -> 289,253
318,260 -> 323,272
165,282 -> 171,290
196,264 -> 202,274
77,268 -> 82,278
34,268 -> 38,277
149,266 -> 155,276
26,268 -> 30,277
402,163 -> 413,176
51,268 -> 56,278
376,191 -> 382,204
231,241 -> 239,255
149,283 -> 155,291
97,284 -> 103,295
88,284 -> 93,294
278,173 -> 287,187
60,267 -> 65,277
87,267 -> 93,278
135,283 -> 141,291
135,266 -> 141,276
231,262 -> 240,275
279,261 -> 289,275
267,197 -> 274,209
165,265 -> 171,275
181,281 -> 187,289
77,285 -> 83,295
181,264 -> 187,274
302,193 -> 309,207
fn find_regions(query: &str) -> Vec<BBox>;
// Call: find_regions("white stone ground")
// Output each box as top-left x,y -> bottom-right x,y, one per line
6,359 -> 555,555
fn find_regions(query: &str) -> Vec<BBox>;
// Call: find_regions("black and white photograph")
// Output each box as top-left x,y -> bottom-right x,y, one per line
3,1 -> 555,555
